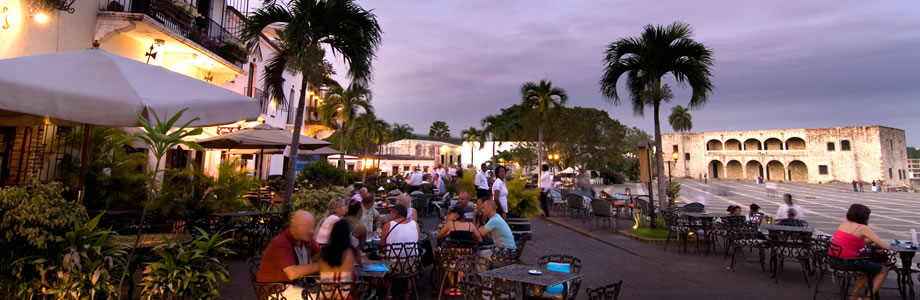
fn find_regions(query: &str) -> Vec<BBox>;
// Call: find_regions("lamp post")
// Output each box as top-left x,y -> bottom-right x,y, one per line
669,151 -> 679,182
547,153 -> 560,175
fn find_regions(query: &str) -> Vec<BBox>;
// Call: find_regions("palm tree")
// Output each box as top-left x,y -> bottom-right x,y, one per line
241,0 -> 382,212
428,121 -> 451,142
520,79 -> 567,189
599,21 -> 714,209
350,112 -> 389,182
389,123 -> 417,140
321,84 -> 374,170
669,105 -> 693,177
480,114 -> 510,167
460,127 -> 484,167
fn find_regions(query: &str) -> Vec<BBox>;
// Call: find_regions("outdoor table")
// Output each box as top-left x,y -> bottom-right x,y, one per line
680,212 -> 730,254
888,244 -> 918,299
680,212 -> 730,219
113,233 -> 192,248
759,224 -> 815,233
478,264 -> 582,298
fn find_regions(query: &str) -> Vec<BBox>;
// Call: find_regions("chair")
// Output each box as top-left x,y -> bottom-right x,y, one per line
590,200 -> 617,232
382,242 -> 423,300
489,233 -> 529,269
550,190 -> 566,215
662,211 -> 691,254
710,215 -> 747,256
680,202 -> 705,213
247,256 -> 288,300
727,225 -> 769,272
565,194 -> 589,222
459,273 -> 517,300
411,193 -> 430,217
435,243 -> 478,300
747,212 -> 765,227
768,229 -> 814,286
775,218 -> 808,227
812,237 -> 880,300
586,281 -> 623,300
530,254 -> 583,300
301,281 -> 370,300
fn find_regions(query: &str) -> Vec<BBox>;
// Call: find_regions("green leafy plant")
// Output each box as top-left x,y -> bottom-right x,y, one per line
15,214 -> 128,299
0,180 -> 89,297
382,182 -> 397,193
420,183 -> 433,194
456,168 -> 478,197
153,166 -> 215,219
210,158 -> 260,212
58,127 -> 148,209
297,161 -> 347,188
292,186 -> 348,218
506,170 -> 541,218
140,228 -> 234,299
666,181 -> 681,206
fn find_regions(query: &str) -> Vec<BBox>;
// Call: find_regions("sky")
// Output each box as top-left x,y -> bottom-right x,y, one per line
321,0 -> 920,145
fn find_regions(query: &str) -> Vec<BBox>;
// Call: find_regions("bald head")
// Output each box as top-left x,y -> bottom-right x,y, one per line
289,210 -> 315,241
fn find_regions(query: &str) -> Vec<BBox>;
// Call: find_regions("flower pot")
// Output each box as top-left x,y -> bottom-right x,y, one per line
507,217 -> 532,240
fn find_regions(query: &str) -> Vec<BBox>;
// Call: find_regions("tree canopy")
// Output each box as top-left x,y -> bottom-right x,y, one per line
428,121 -> 451,142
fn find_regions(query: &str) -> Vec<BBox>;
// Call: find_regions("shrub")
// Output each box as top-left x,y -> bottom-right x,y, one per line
666,181 -> 681,205
0,180 -> 88,297
506,170 -> 541,218
292,186 -> 349,218
382,182 -> 397,193
297,161 -> 346,188
140,228 -> 234,299
455,168 -> 478,196
210,159 -> 260,212
420,183 -> 434,194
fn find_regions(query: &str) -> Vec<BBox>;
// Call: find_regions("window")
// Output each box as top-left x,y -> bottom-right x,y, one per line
685,153 -> 690,161
889,168 -> 893,178
827,142 -> 835,151
819,165 -> 828,175
841,140 -> 851,151
673,145 -> 679,153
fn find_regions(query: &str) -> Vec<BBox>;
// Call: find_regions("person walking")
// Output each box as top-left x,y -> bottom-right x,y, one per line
852,180 -> 858,192
775,194 -> 806,220
704,173 -> 708,184
539,164 -> 553,217
858,181 -> 864,192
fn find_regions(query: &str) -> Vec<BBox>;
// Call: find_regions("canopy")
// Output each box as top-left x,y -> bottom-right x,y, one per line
558,167 -> 577,175
228,146 -> 341,156
0,48 -> 259,127
196,124 -> 330,150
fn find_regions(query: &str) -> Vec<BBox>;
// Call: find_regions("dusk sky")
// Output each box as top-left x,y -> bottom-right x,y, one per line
325,1 -> 920,145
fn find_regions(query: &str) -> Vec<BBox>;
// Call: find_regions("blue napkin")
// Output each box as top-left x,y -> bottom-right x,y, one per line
363,264 -> 389,272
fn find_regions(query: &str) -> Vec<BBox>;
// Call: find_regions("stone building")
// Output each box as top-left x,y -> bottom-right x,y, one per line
378,139 -> 462,167
661,126 -> 910,186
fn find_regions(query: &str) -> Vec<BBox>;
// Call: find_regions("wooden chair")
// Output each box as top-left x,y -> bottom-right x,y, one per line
586,281 -> 624,300
590,200 -> 617,232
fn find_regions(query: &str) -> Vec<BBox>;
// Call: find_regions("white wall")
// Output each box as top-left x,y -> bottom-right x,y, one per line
460,141 -> 522,168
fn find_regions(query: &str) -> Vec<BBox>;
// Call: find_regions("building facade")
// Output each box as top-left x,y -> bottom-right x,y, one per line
661,126 -> 910,186
378,139 -> 461,167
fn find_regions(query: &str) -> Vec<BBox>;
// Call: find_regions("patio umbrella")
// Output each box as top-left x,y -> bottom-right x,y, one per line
196,124 -> 330,178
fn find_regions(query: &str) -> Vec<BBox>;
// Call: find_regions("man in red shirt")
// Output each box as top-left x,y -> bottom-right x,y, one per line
256,210 -> 320,297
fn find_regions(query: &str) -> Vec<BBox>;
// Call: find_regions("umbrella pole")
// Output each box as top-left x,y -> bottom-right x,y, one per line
76,124 -> 91,204
259,147 -> 264,180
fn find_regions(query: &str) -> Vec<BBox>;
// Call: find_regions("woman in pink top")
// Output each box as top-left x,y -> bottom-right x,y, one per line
830,204 -> 890,300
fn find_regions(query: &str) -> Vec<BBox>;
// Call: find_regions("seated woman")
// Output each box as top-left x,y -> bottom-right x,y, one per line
316,197 -> 348,245
726,205 -> 742,216
396,194 -> 419,222
437,205 -> 483,245
344,200 -> 368,250
830,204 -> 890,300
318,220 -> 358,283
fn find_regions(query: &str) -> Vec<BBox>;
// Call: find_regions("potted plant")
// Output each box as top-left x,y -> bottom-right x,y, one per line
505,170 -> 541,240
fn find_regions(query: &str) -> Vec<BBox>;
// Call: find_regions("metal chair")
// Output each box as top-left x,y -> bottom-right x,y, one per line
586,281 -> 623,300
435,243 -> 478,300
550,190 -> 566,215
812,237 -> 880,300
710,215 -> 747,257
459,273 -> 517,300
680,202 -> 705,213
382,242 -> 423,300
565,194 -> 589,222
411,193 -> 430,217
590,200 -> 617,232
301,281 -> 370,300
662,210 -> 691,254
768,228 -> 815,286
775,218 -> 809,227
727,225 -> 769,272
530,254 -> 583,300
247,256 -> 288,300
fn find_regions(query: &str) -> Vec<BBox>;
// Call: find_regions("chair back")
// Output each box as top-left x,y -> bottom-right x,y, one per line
247,256 -> 287,300
728,226 -> 765,248
247,256 -> 262,283
550,190 -> 564,204
591,200 -> 614,217
587,280 -> 623,300
635,197 -> 653,216
411,194 -> 428,211
302,281 -> 370,300
459,274 -> 517,300
538,254 -> 582,274
767,229 -> 813,259
775,218 -> 808,227
747,212 -> 764,227
437,244 -> 477,272
661,210 -> 687,232
723,215 -> 747,230
566,194 -> 586,209
680,203 -> 705,213
383,242 -> 422,278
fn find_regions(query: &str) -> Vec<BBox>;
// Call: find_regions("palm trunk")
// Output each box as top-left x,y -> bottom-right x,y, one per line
340,125 -> 347,170
653,101 -> 668,209
681,135 -> 688,177
283,77 -> 309,214
491,136 -> 496,166
537,123 -> 544,189
470,144 -> 474,168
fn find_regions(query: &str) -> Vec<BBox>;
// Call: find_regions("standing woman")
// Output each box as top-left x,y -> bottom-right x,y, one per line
829,204 -> 890,300
491,165 -> 509,218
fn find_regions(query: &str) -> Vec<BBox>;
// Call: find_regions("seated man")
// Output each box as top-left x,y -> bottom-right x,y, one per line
257,210 -> 320,299
455,191 -> 476,222
477,200 -> 516,258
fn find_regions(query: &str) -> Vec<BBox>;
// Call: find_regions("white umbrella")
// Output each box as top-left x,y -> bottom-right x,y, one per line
196,124 -> 330,150
0,48 -> 259,127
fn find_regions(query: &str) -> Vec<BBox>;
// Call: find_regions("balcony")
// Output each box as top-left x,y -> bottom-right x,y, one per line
245,87 -> 272,115
96,0 -> 246,74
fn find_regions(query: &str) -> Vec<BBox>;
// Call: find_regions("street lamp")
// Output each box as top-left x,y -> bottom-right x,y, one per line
668,151 -> 678,182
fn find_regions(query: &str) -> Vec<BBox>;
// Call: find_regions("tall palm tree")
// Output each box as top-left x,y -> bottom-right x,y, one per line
241,0 -> 382,212
669,105 -> 693,177
428,121 -> 451,142
460,127 -> 484,167
350,112 -> 389,182
599,21 -> 714,209
389,123 -> 417,140
520,79 -> 567,189
321,84 -> 374,170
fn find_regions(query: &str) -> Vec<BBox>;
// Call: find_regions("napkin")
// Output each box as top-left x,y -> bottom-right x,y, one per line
363,264 -> 388,272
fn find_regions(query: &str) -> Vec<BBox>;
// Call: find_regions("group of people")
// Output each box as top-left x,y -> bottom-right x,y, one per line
851,179 -> 888,193
402,163 -> 455,194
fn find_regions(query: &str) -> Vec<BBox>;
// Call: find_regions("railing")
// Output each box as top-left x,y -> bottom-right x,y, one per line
244,87 -> 271,115
99,0 -> 246,68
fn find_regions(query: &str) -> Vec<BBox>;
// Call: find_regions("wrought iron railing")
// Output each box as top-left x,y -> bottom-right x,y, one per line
245,87 -> 271,115
99,0 -> 246,67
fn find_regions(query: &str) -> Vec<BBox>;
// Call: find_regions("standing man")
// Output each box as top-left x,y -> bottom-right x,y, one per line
539,164 -> 553,217
775,194 -> 806,220
704,173 -> 708,184
858,180 -> 864,192
406,167 -> 423,193
257,210 -> 320,299
852,180 -> 858,193
475,163 -> 490,199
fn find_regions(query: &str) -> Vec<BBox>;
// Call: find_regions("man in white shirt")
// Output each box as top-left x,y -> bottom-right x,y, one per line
475,163 -> 490,198
775,193 -> 805,220
539,165 -> 553,217
435,164 -> 449,182
448,165 -> 458,181
406,167 -> 424,193
433,173 -> 446,195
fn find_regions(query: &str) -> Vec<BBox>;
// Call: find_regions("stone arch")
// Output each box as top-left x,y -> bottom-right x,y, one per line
785,137 -> 806,150
743,138 -> 762,151
709,160 -> 724,179
725,139 -> 742,150
788,160 -> 808,182
706,139 -> 723,151
766,160 -> 785,181
726,160 -> 743,179
764,138 -> 783,150
745,160 -> 764,179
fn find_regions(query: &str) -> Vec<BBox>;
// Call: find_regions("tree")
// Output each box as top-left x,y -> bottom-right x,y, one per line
428,121 -> 451,142
600,21 -> 714,209
389,123 -> 417,140
520,79 -> 567,187
908,147 -> 920,159
669,104 -> 693,177
320,84 -> 374,170
350,112 -> 390,182
460,127 -> 484,167
481,105 -> 526,167
241,0 -> 382,213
